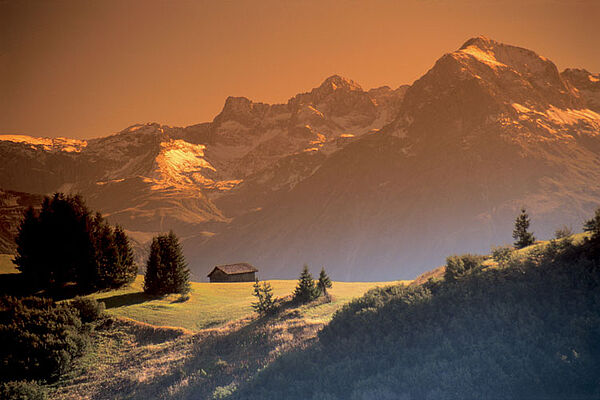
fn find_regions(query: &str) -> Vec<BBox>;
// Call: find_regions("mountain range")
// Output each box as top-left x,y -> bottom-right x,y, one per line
1,36 -> 599,280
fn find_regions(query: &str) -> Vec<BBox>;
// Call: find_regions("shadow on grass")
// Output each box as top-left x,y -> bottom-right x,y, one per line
99,292 -> 157,309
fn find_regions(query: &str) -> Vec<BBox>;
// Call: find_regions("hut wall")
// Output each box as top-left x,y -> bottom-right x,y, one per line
209,271 -> 256,282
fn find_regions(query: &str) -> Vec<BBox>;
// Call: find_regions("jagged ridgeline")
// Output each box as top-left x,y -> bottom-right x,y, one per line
1,36 -> 599,281
235,235 -> 600,399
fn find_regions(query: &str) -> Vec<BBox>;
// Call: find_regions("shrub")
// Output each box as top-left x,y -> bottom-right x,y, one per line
444,254 -> 485,282
554,225 -> 573,239
70,296 -> 105,323
491,245 -> 512,267
0,296 -> 89,381
0,380 -> 48,400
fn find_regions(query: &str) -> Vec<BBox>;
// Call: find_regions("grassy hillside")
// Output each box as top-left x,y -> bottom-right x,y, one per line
235,235 -> 600,399
46,278 -> 410,400
88,277 -> 409,331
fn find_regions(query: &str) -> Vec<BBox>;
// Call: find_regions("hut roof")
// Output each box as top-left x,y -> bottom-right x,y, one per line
207,263 -> 258,277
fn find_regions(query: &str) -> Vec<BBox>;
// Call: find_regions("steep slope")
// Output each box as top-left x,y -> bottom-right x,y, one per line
235,235 -> 600,399
188,37 -> 600,280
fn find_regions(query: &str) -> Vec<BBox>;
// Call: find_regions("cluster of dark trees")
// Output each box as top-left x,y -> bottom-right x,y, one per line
13,193 -> 191,297
251,265 -> 332,316
235,208 -> 600,399
13,193 -> 137,292
293,265 -> 332,303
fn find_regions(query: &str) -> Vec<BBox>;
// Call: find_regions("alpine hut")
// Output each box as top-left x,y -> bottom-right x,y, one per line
207,263 -> 258,282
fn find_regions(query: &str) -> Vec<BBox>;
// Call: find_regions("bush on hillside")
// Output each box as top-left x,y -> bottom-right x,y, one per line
0,380 -> 48,400
443,253 -> 485,282
490,245 -> 512,267
70,296 -> 105,323
0,296 -> 90,382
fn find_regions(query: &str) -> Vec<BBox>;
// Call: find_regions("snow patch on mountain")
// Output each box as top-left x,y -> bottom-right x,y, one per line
0,134 -> 87,152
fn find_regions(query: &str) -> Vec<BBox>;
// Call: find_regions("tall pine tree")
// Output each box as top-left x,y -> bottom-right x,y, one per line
143,231 -> 190,295
113,225 -> 137,286
512,208 -> 535,249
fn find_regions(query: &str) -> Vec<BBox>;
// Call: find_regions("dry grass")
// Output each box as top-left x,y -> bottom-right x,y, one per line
49,277 -> 411,399
50,297 -> 356,400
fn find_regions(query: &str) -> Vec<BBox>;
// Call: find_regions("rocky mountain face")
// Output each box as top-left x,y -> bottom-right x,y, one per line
0,189 -> 43,254
1,37 -> 599,280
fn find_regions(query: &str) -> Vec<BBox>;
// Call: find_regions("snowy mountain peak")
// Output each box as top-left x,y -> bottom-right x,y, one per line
318,75 -> 363,92
0,134 -> 87,152
214,96 -> 271,125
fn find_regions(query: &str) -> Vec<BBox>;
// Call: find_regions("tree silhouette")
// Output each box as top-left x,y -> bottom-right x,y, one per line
143,231 -> 190,295
317,267 -> 332,297
512,208 -> 535,249
293,265 -> 318,303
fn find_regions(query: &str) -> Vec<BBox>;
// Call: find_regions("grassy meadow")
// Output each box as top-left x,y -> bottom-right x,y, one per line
88,276 -> 410,331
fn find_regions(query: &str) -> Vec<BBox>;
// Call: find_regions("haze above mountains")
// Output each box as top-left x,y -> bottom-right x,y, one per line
1,36 -> 599,280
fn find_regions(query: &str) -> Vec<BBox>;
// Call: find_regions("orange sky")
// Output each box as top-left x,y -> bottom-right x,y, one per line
1,0 -> 599,139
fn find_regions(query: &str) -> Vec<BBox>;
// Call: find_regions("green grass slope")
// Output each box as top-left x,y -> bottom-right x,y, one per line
88,277 -> 409,331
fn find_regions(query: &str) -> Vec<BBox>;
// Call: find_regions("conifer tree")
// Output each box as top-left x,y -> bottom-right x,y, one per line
166,231 -> 190,295
143,231 -> 190,295
293,264 -> 318,303
583,207 -> 600,240
113,225 -> 137,286
317,267 -> 332,297
143,237 -> 162,294
252,279 -> 276,315
512,208 -> 535,249
94,221 -> 119,288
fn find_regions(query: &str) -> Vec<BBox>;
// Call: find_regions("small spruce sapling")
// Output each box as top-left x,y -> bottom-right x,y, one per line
512,208 -> 536,249
251,279 -> 276,315
317,267 -> 332,298
583,207 -> 600,240
293,264 -> 318,303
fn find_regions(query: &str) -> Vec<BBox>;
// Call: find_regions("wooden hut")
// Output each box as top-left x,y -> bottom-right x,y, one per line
207,263 -> 258,282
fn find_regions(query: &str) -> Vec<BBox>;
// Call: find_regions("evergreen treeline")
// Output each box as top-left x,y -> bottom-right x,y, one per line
13,193 -> 137,292
236,215 -> 600,399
